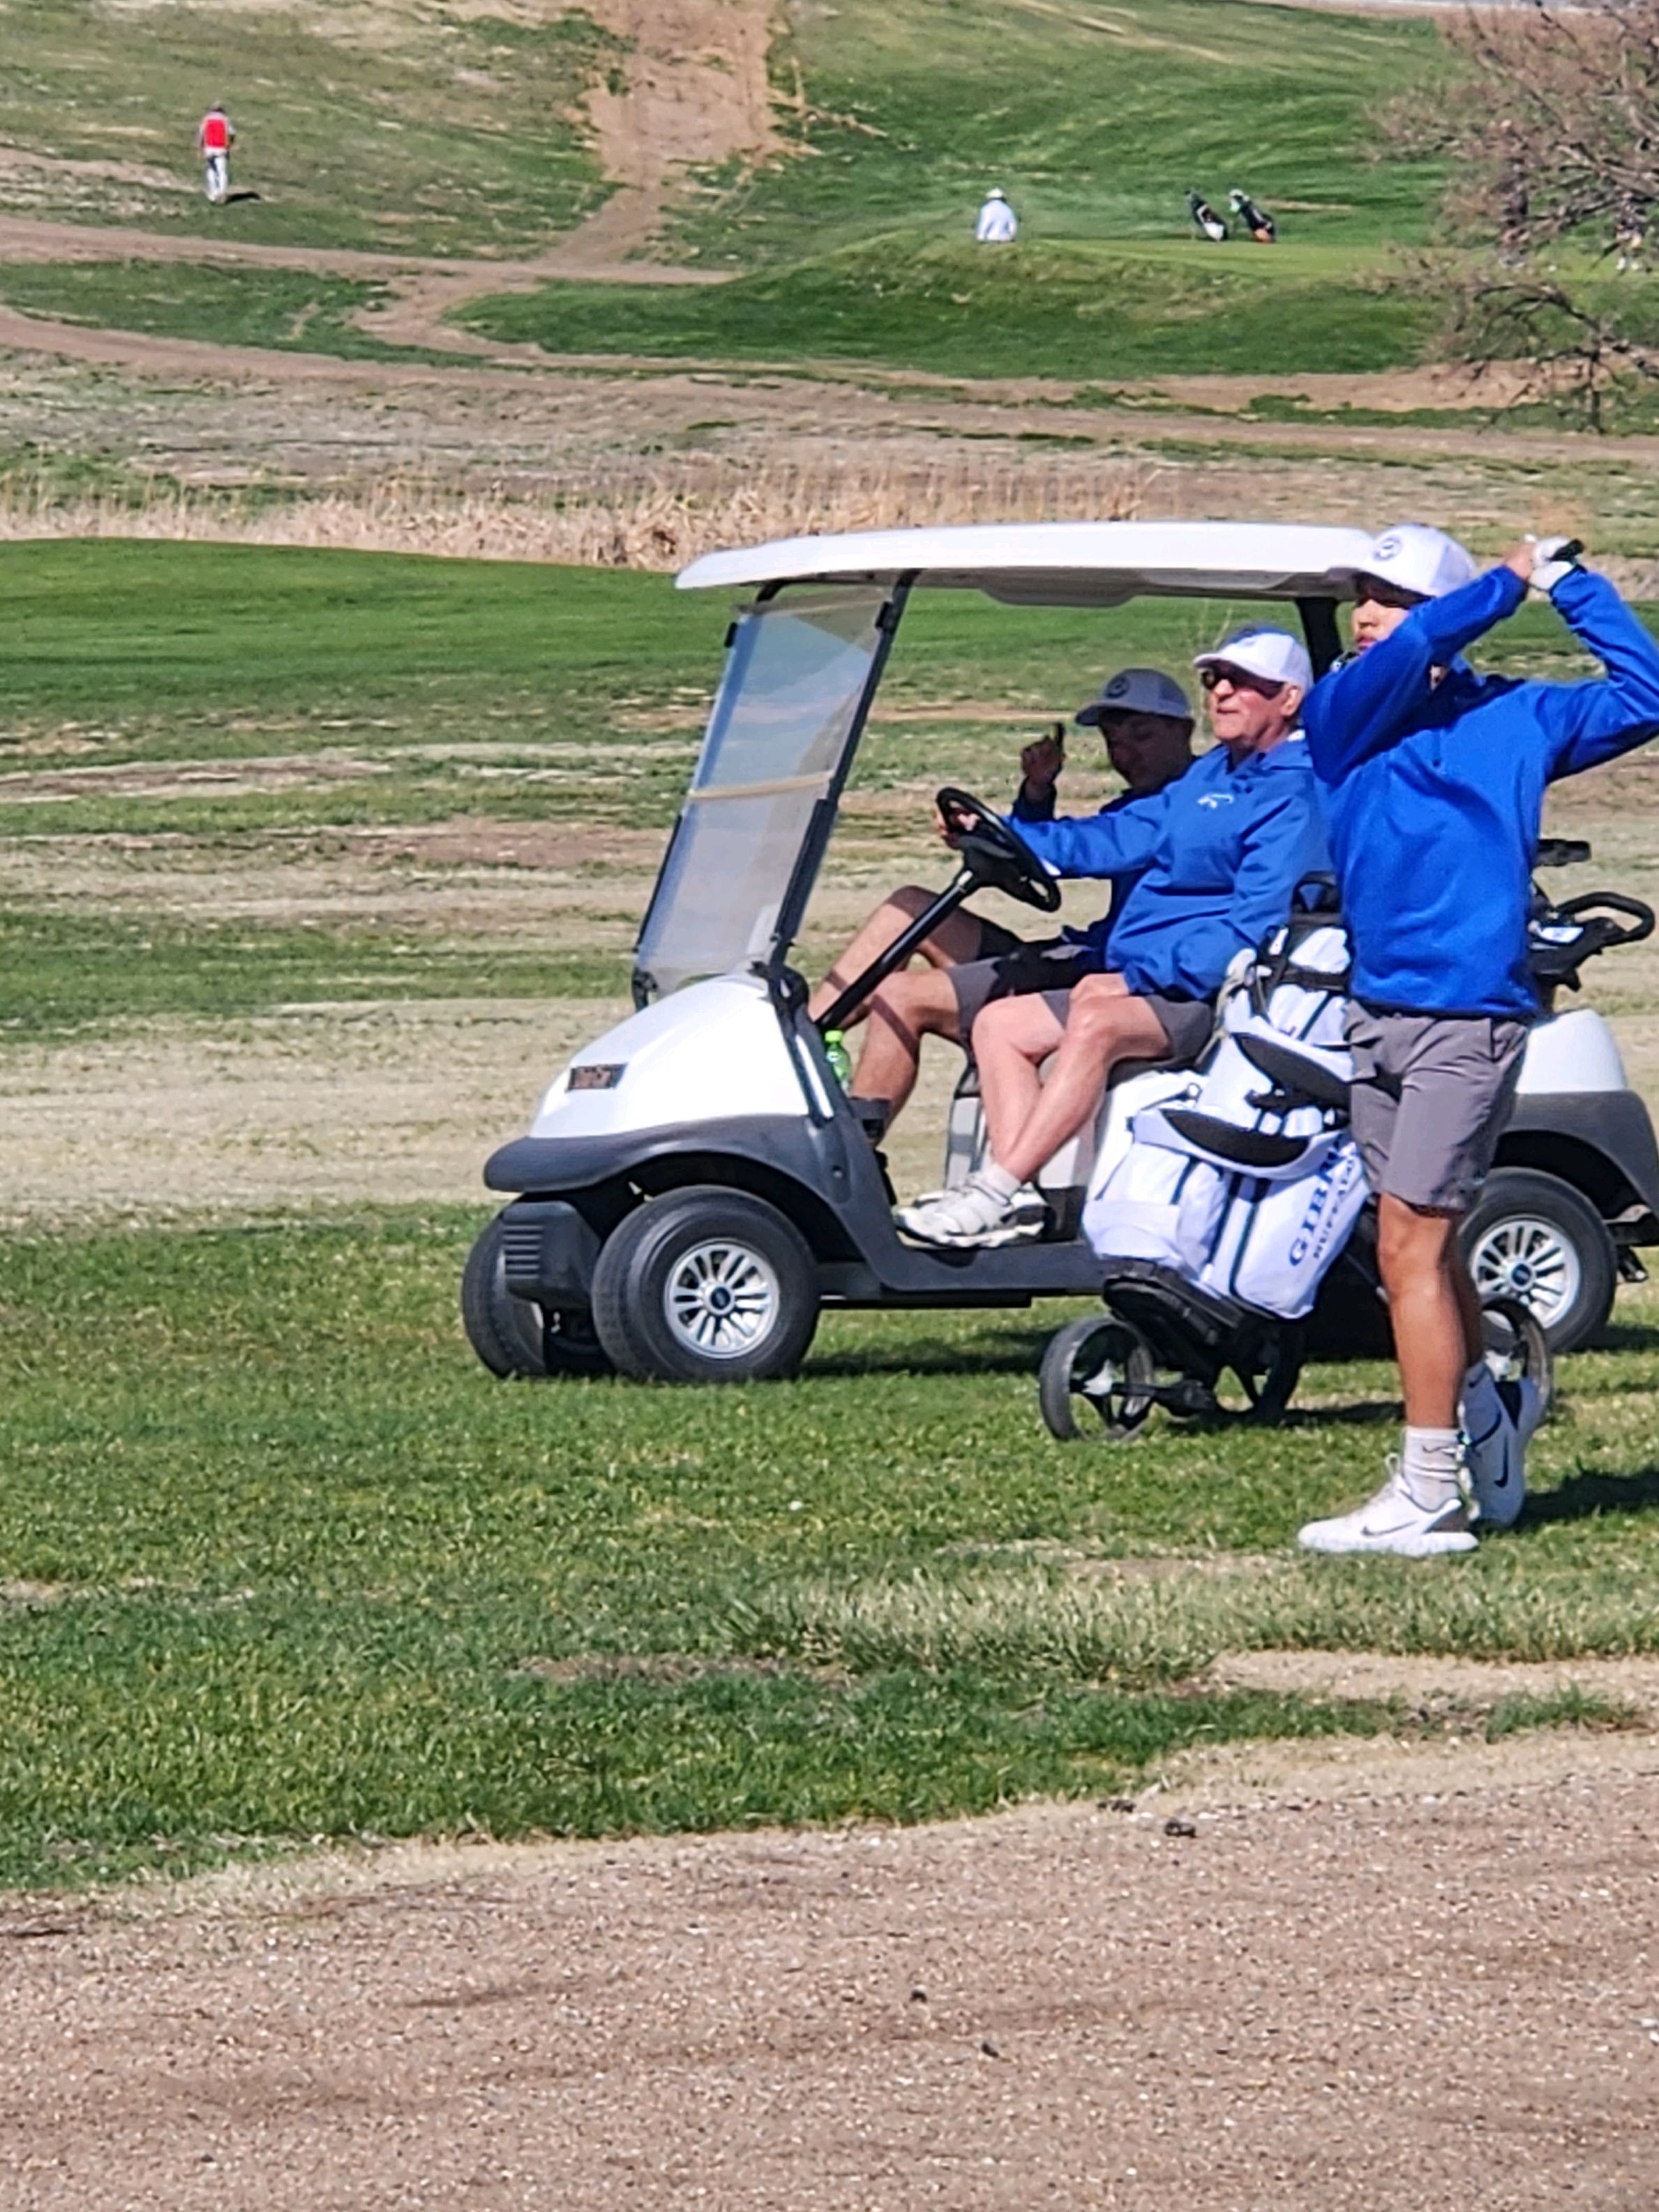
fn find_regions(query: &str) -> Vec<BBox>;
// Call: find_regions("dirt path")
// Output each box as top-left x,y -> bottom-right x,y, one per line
4,1721 -> 1657,2211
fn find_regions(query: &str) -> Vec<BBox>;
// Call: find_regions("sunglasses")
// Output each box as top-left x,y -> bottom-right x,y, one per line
1351,573 -> 1427,611
1199,665 -> 1282,696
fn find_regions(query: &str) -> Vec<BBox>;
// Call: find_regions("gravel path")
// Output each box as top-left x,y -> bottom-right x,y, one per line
4,1739 -> 1657,2211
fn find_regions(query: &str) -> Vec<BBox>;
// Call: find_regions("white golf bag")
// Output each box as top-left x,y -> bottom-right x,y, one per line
1081,912 -> 1367,1321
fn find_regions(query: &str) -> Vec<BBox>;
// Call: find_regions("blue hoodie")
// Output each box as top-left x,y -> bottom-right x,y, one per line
1005,737 -> 1328,999
1304,565 -> 1659,1018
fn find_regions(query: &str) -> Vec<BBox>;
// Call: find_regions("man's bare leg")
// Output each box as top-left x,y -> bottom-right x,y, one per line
848,965 -> 967,1119
1376,1196 -> 1482,1428
807,887 -> 988,1025
975,973 -> 1170,1182
971,992 -> 1067,1159
899,977 -> 1173,1244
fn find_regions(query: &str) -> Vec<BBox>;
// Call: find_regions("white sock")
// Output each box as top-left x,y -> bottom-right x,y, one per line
977,1161 -> 1022,1201
1462,1357 -> 1501,1440
1401,1426 -> 1466,1506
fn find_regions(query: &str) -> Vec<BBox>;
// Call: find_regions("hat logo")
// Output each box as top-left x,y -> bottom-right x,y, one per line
1374,532 -> 1402,559
1105,674 -> 1129,698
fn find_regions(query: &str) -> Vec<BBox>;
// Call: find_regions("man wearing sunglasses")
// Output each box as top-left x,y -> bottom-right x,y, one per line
899,629 -> 1324,1246
1298,522 -> 1659,1557
806,668 -> 1194,1129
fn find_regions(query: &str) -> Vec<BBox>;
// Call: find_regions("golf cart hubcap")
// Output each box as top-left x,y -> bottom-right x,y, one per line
1471,1216 -> 1582,1327
666,1239 -> 780,1358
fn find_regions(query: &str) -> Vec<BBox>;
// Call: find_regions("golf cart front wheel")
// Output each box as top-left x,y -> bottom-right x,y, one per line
590,1186 -> 820,1383
1039,1314 -> 1156,1441
461,1214 -> 613,1379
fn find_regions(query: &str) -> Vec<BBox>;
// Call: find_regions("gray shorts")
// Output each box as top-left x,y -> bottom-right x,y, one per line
1344,1003 -> 1529,1214
947,928 -> 1095,1032
1037,986 -> 1215,1064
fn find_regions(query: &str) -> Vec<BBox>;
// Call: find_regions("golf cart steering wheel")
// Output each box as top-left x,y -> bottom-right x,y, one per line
936,786 -> 1062,914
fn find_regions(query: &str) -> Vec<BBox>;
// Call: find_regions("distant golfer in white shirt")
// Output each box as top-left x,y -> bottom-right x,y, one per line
975,188 -> 1018,243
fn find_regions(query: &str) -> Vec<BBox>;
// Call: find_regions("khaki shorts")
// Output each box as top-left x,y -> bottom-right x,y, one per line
1344,1003 -> 1529,1214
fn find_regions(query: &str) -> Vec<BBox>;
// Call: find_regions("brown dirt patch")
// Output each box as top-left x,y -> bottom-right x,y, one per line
4,1756 -> 1658,2210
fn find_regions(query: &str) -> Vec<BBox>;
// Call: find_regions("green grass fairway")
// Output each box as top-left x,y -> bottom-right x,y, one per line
1,1212 -> 1656,1890
689,0 -> 1444,265
0,261 -> 437,362
461,234 -> 1433,381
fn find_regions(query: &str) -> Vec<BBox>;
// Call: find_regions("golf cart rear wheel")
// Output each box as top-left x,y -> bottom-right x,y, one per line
1039,1314 -> 1156,1442
1478,1293 -> 1554,1419
1462,1168 -> 1617,1354
461,1214 -> 612,1379
591,1187 -> 820,1383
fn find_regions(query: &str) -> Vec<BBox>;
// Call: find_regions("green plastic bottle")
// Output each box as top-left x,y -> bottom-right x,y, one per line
823,1028 -> 853,1088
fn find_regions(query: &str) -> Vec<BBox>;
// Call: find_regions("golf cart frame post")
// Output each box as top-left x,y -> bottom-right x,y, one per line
471,522 -> 1659,1383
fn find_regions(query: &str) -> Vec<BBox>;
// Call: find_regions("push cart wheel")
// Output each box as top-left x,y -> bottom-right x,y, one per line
461,1214 -> 612,1379
1038,1314 -> 1156,1442
590,1185 -> 820,1383
1478,1293 -> 1554,1420
1226,1325 -> 1305,1427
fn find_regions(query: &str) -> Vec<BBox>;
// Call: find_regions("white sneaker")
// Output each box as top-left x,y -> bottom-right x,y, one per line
1298,1456 -> 1478,1558
896,1173 -> 1046,1247
1465,1376 -> 1541,1532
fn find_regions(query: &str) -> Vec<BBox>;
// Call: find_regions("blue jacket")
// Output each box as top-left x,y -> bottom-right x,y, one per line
1304,565 -> 1659,1018
1005,737 -> 1329,999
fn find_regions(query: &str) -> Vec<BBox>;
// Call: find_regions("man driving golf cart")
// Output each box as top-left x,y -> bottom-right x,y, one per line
899,626 -> 1328,1246
805,667 -> 1194,1124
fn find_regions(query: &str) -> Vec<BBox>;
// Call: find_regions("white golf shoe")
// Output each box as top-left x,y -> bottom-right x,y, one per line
896,1173 -> 1046,1247
1464,1375 -> 1542,1532
1298,1456 -> 1479,1558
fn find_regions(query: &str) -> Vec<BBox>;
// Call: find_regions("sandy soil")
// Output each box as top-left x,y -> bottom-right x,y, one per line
3,1708 -> 1657,2212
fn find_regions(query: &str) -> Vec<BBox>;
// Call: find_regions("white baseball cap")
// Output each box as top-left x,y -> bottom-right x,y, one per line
1192,626 -> 1312,694
1075,666 -> 1193,725
986,186 -> 1006,200
1354,522 -> 1476,601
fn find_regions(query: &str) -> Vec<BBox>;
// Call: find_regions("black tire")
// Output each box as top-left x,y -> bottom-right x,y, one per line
1478,1293 -> 1555,1420
1038,1314 -> 1156,1441
1462,1168 -> 1618,1355
1227,1325 -> 1305,1427
590,1187 -> 820,1383
460,1214 -> 612,1380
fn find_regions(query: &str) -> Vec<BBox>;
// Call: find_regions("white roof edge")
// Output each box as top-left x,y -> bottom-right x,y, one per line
675,520 -> 1377,599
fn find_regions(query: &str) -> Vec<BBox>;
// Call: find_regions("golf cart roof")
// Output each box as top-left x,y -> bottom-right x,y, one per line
675,520 -> 1376,607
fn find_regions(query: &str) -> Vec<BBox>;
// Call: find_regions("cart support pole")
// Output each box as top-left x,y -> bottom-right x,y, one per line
815,865 -> 977,1037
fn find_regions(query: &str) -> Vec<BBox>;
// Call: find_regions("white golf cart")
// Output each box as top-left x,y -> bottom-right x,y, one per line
464,521 -> 1659,1384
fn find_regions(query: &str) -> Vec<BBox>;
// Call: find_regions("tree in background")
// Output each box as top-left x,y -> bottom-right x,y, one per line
1402,0 -> 1659,425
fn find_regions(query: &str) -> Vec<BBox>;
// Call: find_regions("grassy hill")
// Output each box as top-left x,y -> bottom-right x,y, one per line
0,0 -> 1455,381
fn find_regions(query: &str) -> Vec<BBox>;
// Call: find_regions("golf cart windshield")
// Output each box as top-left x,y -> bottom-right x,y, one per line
634,585 -> 894,999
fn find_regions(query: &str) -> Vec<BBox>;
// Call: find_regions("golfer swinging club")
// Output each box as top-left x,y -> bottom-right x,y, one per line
1299,524 -> 1659,1556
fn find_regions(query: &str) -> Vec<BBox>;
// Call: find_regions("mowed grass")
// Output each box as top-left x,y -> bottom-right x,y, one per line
0,261 -> 440,363
462,235 -> 1436,382
3,1209 -> 1658,1890
688,0 -> 1446,264
0,0 -> 616,254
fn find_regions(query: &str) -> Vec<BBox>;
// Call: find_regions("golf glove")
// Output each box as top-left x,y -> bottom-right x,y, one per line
1529,535 -> 1584,595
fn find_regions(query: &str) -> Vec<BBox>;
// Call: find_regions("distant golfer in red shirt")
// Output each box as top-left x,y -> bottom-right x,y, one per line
197,103 -> 235,204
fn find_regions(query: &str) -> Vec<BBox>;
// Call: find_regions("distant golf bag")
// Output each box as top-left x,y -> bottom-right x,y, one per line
1186,188 -> 1229,243
1039,903 -> 1365,1438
